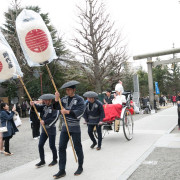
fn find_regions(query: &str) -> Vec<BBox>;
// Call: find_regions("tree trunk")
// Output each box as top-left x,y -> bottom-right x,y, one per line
17,80 -> 25,104
95,78 -> 102,93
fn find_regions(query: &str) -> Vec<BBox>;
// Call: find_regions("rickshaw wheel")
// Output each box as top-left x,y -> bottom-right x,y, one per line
123,109 -> 133,141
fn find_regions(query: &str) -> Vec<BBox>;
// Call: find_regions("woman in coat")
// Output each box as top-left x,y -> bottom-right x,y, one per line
0,103 -> 18,155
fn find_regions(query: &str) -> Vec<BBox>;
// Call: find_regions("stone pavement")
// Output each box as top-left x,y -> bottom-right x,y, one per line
123,109 -> 180,180
0,106 -> 178,180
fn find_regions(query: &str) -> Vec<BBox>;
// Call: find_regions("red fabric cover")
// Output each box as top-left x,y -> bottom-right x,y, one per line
102,104 -> 134,122
103,104 -> 122,122
128,107 -> 134,115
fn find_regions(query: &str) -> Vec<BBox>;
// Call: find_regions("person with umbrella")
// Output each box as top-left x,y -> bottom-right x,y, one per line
53,80 -> 85,179
83,91 -> 105,150
30,94 -> 60,168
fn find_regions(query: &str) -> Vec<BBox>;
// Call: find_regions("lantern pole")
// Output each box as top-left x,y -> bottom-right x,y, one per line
18,75 -> 48,136
45,64 -> 77,163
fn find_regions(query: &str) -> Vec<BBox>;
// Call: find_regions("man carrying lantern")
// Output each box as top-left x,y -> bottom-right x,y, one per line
30,94 -> 60,168
53,81 -> 85,179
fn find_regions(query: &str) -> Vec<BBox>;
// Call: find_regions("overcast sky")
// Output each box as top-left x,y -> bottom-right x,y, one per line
1,0 -> 180,70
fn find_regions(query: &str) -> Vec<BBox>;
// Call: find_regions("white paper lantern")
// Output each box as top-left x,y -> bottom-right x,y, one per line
0,43 -> 16,81
16,9 -> 57,67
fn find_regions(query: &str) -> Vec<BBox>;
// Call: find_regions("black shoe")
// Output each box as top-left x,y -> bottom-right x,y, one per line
35,161 -> 45,168
96,147 -> 101,150
74,167 -> 83,176
48,160 -> 57,167
90,142 -> 97,149
53,170 -> 66,179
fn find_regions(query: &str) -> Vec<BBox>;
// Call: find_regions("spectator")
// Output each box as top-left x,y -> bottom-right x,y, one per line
154,93 -> 159,109
21,101 -> 27,117
159,95 -> 165,106
163,95 -> 167,105
30,106 -> 40,140
16,103 -> 21,117
172,95 -> 176,106
26,101 -> 30,111
0,131 -> 3,154
176,92 -> 180,130
0,103 -> 18,155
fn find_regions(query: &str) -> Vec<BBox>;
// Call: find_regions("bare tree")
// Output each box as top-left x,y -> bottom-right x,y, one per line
72,0 -> 129,93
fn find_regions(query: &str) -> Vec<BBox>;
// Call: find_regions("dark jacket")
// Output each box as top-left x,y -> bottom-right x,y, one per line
35,104 -> 60,135
0,110 -> 19,138
176,96 -> 180,102
54,94 -> 85,133
83,100 -> 105,125
30,107 -> 39,123
104,95 -> 114,104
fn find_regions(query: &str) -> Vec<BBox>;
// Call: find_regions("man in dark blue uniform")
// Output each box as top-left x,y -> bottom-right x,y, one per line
30,94 -> 60,168
83,91 -> 105,150
53,81 -> 85,179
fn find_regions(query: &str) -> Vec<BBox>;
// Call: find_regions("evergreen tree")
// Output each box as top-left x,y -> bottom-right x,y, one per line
152,64 -> 169,95
137,67 -> 148,97
1,1 -> 67,101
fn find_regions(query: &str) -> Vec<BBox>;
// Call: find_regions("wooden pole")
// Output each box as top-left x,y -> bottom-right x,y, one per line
18,76 -> 48,136
45,64 -> 77,163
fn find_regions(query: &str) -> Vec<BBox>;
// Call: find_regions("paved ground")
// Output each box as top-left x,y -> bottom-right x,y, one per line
0,104 -> 177,180
127,108 -> 180,180
128,147 -> 180,180
0,112 -> 150,174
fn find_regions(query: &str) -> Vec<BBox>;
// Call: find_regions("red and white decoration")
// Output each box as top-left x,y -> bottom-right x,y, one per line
0,31 -> 23,83
16,9 -> 57,67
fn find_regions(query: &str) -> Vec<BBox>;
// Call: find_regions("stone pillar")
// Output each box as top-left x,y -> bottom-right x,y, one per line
147,57 -> 154,109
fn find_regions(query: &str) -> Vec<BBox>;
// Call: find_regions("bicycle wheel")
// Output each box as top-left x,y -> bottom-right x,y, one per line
93,125 -> 107,139
122,109 -> 133,141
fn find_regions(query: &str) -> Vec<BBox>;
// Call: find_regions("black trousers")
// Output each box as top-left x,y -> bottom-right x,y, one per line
88,125 -> 102,147
59,132 -> 84,170
22,110 -> 26,117
3,136 -> 12,153
31,121 -> 40,138
38,133 -> 57,162
178,105 -> 180,127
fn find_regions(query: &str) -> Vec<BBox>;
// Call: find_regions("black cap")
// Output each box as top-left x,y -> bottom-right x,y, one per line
39,94 -> 55,100
106,89 -> 111,93
83,91 -> 98,98
60,80 -> 80,89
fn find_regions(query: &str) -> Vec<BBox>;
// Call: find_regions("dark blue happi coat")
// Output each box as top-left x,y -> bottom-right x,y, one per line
35,104 -> 60,135
54,94 -> 85,133
83,100 -> 105,125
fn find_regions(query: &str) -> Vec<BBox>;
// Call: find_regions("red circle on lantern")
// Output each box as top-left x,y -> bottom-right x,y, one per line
25,29 -> 49,53
0,61 -> 3,72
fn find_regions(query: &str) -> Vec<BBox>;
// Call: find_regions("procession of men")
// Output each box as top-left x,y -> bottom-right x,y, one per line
28,80 -> 108,179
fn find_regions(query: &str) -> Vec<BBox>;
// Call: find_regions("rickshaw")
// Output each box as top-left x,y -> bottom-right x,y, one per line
93,91 -> 134,141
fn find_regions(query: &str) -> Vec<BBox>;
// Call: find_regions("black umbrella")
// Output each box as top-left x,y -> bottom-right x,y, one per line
60,80 -> 80,89
39,94 -> 55,100
83,91 -> 98,98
